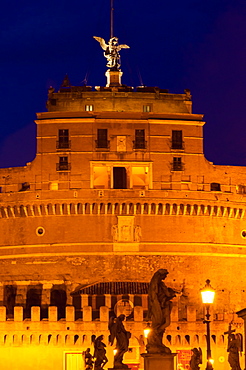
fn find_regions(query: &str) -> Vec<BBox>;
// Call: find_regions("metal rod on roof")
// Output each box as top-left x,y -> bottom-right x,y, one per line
110,0 -> 114,38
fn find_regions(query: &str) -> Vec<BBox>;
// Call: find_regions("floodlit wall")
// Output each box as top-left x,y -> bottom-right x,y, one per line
0,305 -> 242,370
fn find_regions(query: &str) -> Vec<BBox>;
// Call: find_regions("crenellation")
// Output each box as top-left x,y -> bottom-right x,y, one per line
14,307 -> 23,322
31,306 -> 40,322
170,306 -> 178,322
0,307 -> 6,322
48,306 -> 57,322
0,309 -> 236,352
83,306 -> 92,322
134,306 -> 143,322
186,306 -> 196,322
99,306 -> 109,322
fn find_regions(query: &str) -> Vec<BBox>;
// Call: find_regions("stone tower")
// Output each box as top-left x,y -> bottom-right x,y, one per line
0,29 -> 245,370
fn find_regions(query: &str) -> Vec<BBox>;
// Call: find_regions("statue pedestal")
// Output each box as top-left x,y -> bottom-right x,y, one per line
105,69 -> 123,87
141,353 -> 176,370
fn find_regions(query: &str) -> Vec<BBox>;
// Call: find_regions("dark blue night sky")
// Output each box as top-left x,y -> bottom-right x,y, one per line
1,0 -> 246,167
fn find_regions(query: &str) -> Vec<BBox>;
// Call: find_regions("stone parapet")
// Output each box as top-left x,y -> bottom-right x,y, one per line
0,200 -> 244,219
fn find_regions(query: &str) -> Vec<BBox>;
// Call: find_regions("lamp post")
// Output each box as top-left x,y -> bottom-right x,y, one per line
201,279 -> 215,370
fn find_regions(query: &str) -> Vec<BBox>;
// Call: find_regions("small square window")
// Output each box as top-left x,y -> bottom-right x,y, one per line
210,182 -> 221,191
57,156 -> 70,171
172,157 -> 183,171
50,182 -> 58,190
237,185 -> 246,194
85,105 -> 94,111
19,182 -> 30,192
143,105 -> 151,112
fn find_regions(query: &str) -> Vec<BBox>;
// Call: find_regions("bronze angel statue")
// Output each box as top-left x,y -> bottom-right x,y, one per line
93,36 -> 130,69
108,314 -> 131,369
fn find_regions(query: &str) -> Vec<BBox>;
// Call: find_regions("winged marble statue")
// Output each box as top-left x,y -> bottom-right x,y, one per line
189,347 -> 202,370
93,36 -> 130,69
108,314 -> 131,369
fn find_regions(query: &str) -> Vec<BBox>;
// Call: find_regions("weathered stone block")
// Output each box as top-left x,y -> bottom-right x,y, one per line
48,306 -> 57,321
0,306 -> 6,321
14,306 -> 23,321
66,306 -> 75,321
100,306 -> 109,322
134,306 -> 143,321
187,306 -> 196,322
83,306 -> 92,321
31,306 -> 40,321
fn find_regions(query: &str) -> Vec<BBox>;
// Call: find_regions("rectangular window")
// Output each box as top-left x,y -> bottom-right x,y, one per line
143,105 -> 151,112
96,129 -> 109,149
210,182 -> 221,191
237,185 -> 246,194
134,129 -> 146,149
171,130 -> 183,149
19,182 -> 30,192
57,156 -> 70,171
85,104 -> 93,111
172,157 -> 183,171
57,129 -> 70,149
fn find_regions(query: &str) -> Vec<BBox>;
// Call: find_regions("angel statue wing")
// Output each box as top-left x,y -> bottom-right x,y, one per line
93,36 -> 108,51
117,44 -> 130,51
108,316 -> 117,346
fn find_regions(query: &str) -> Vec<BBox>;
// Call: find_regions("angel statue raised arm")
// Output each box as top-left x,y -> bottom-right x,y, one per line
93,36 -> 130,69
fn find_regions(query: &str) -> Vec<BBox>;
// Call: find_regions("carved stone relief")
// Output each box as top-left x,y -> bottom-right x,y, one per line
112,216 -> 142,242
117,136 -> 126,152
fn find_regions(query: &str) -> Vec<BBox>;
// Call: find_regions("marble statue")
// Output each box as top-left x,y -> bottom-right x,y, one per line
93,335 -> 108,370
227,334 -> 242,370
146,268 -> 177,354
82,348 -> 94,370
109,314 -> 131,368
189,348 -> 202,370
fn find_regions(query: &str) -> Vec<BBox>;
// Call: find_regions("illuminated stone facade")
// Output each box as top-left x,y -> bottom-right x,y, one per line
0,73 -> 246,369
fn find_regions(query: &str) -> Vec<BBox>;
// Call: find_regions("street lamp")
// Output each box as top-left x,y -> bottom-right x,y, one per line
143,322 -> 151,339
201,279 -> 215,370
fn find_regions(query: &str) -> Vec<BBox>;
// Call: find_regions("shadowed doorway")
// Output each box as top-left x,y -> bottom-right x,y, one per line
113,167 -> 127,189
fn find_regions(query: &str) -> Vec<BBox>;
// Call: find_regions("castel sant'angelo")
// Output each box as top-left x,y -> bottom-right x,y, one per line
0,6 -> 246,370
